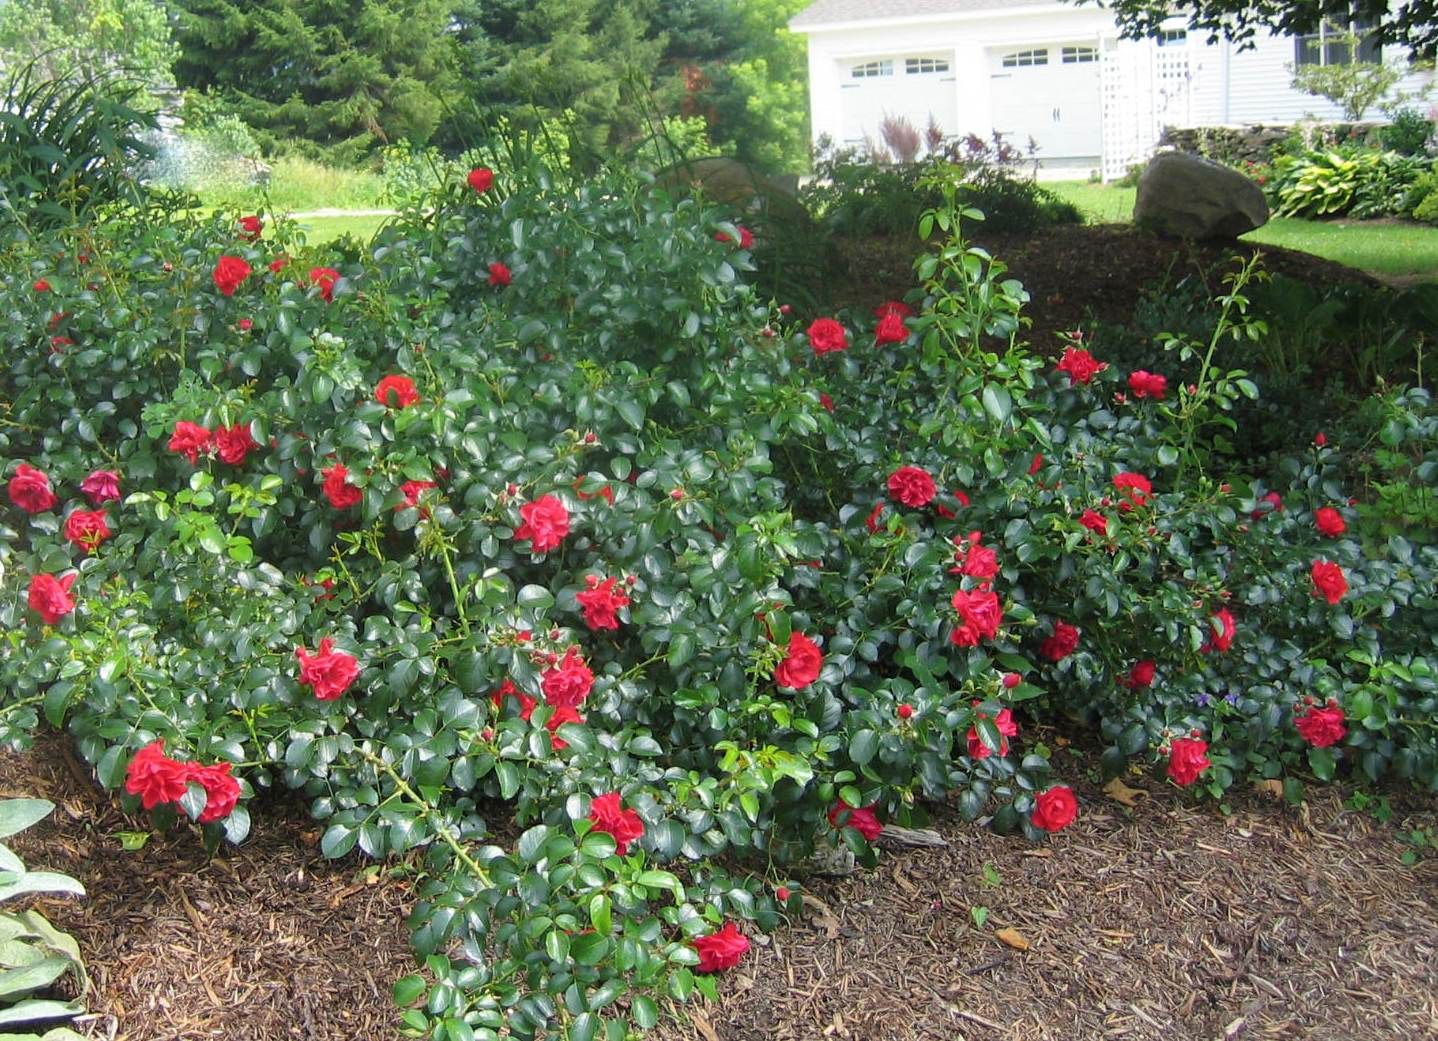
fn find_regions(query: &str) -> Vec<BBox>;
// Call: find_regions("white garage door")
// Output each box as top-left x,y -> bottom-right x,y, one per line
989,43 -> 1102,161
839,55 -> 959,150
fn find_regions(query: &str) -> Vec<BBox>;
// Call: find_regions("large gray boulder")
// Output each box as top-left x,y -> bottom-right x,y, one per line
1134,152 -> 1269,240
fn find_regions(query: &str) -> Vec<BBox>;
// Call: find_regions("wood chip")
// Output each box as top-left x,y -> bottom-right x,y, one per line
1102,777 -> 1147,808
994,927 -> 1030,951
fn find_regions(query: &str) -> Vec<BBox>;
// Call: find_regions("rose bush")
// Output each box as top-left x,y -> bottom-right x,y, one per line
2,162 -> 1436,1039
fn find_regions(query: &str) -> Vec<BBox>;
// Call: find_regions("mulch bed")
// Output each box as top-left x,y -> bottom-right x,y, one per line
4,733 -> 1436,1041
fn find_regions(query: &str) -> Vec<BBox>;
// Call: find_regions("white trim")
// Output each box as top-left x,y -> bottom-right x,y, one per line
790,4 -> 1079,35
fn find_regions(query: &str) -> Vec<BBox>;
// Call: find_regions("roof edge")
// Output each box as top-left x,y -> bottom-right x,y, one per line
789,4 -> 1091,34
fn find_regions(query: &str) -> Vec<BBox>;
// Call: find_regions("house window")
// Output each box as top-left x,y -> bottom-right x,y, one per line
1061,46 -> 1098,63
1001,48 -> 1049,68
905,57 -> 951,74
850,60 -> 894,78
1295,17 -> 1381,65
1156,29 -> 1188,47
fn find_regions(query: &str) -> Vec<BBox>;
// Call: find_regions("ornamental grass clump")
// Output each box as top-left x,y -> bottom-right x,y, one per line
1,158 -> 1435,1038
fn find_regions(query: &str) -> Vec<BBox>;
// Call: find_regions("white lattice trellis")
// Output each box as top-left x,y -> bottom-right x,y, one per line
1100,39 -> 1191,181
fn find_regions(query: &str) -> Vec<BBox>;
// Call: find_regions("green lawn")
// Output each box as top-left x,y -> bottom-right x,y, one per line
1047,180 -> 1438,282
293,213 -> 391,245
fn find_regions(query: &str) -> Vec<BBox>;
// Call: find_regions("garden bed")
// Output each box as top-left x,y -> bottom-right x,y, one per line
5,734 -> 1434,1041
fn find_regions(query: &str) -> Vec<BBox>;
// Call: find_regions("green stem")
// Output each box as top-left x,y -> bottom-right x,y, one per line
362,750 -> 493,887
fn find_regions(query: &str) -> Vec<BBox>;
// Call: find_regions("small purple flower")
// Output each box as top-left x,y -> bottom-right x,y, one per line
1224,692 -> 1240,706
1195,692 -> 1213,708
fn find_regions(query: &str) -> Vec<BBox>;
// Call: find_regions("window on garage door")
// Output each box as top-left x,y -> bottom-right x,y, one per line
850,59 -> 894,78
1000,48 -> 1048,68
904,56 -> 951,74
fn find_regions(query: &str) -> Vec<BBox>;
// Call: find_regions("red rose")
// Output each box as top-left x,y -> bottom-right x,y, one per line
694,921 -> 749,973
1310,560 -> 1347,604
1314,431 -> 1327,447
1127,370 -> 1168,400
776,886 -> 791,901
1124,660 -> 1156,688
874,311 -> 907,345
887,465 -> 936,508
32,278 -> 50,292
576,575 -> 630,631
168,421 -> 213,465
967,706 -> 1018,759
819,392 -> 834,412
374,374 -> 420,408
950,587 -> 1002,647
400,480 -> 437,508
8,463 -> 57,513
238,215 -> 263,241
491,679 -> 537,721
544,704 -> 584,750
1040,620 -> 1079,662
1295,703 -> 1347,747
27,572 -> 77,625
1206,607 -> 1236,653
188,761 -> 241,823
80,469 -> 120,506
307,266 -> 340,302
715,226 -> 754,249
1252,491 -> 1283,519
828,800 -> 882,841
1112,472 -> 1152,510
295,637 -> 360,700
1028,453 -> 1043,476
467,167 -> 494,193
488,262 -> 512,287
1031,786 -> 1078,832
1002,672 -> 1021,689
515,494 -> 570,553
269,256 -> 288,274
1079,509 -> 1108,535
806,317 -> 847,355
212,255 -> 252,297
951,531 -> 998,581
1056,347 -> 1107,385
1314,507 -> 1346,538
572,477 -> 615,505
897,703 -> 914,720
865,501 -> 885,533
873,300 -> 913,319
542,646 -> 595,709
216,423 -> 256,465
237,317 -> 253,331
322,464 -> 362,510
588,792 -> 644,854
123,740 -> 189,811
774,631 -> 823,689
63,509 -> 111,553
1166,738 -> 1211,786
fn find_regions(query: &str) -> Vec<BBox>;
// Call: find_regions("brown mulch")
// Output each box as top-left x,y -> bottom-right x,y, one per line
5,733 -> 1436,1041
833,223 -> 1379,352
0,735 -> 413,1041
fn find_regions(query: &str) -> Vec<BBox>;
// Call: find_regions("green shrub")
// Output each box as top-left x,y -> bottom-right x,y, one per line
1269,148 -> 1432,219
1380,108 -> 1435,156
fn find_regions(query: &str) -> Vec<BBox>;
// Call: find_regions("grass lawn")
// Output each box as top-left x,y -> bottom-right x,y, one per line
1047,180 -> 1438,282
293,213 -> 391,245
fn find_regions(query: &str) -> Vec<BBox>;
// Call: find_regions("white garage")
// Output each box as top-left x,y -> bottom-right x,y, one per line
838,53 -> 960,149
988,42 -> 1102,161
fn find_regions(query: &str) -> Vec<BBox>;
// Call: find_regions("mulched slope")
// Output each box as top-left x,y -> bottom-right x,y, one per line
0,736 -> 413,1041
658,771 -> 1438,1041
832,224 -> 1377,353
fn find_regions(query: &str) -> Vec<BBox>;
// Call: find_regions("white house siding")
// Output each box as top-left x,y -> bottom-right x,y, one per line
801,5 -> 1113,158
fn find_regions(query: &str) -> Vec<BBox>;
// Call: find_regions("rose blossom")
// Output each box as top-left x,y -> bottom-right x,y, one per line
874,300 -> 913,319
238,215 -> 263,241
1112,472 -> 1152,510
27,572 -> 77,624
490,678 -> 537,722
1040,620 -> 1079,662
212,255 -> 252,297
488,262 -> 512,287
168,421 -> 213,465
307,266 -> 340,302
123,740 -> 190,810
1123,660 -> 1156,689
515,494 -> 570,553
544,704 -> 584,750
188,761 -> 241,823
887,465 -> 936,508
950,531 -> 998,581
467,167 -> 493,193
63,509 -> 111,552
400,480 -> 437,508
774,632 -> 823,689
295,637 -> 360,700
374,374 -> 420,408
828,800 -> 883,840
694,921 -> 749,973
7,463 -> 57,513
1295,703 -> 1347,747
897,703 -> 914,720
1056,347 -> 1107,385
80,469 -> 120,506
874,311 -> 907,345
950,587 -> 1002,647
541,646 -> 594,709
1314,507 -> 1346,538
967,707 -> 1019,759
1206,607 -> 1236,653
715,226 -> 754,249
806,317 -> 847,355
576,575 -> 630,631
215,423 -> 256,465
588,792 -> 644,854
32,278 -> 50,292
1166,738 -> 1211,786
1031,786 -> 1078,832
322,464 -> 362,509
1127,370 -> 1168,400
1310,560 -> 1348,604
1079,509 -> 1108,535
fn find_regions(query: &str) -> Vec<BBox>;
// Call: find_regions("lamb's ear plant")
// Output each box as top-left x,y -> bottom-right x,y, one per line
0,799 -> 87,1041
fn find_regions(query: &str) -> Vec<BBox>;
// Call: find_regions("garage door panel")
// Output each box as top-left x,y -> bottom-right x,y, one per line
840,54 -> 958,148
989,43 -> 1101,160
